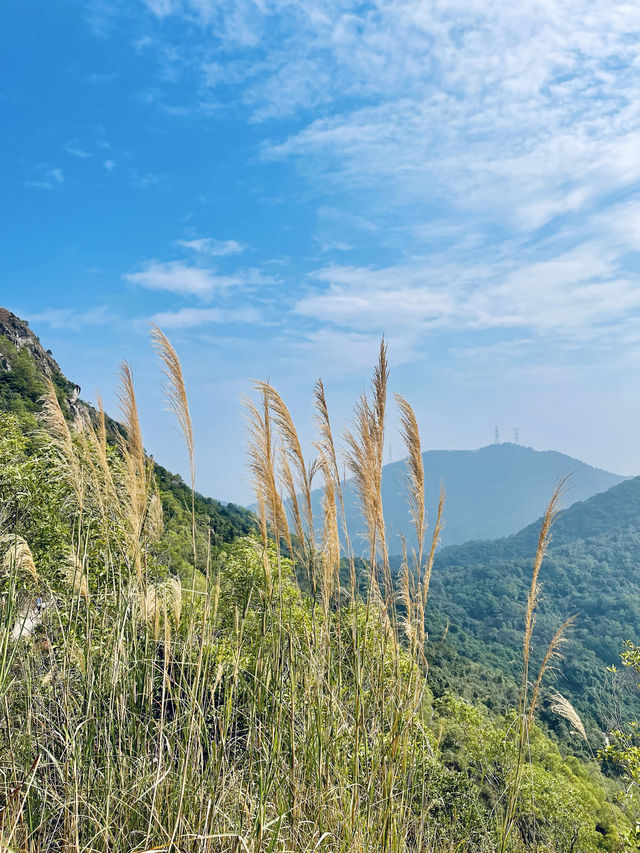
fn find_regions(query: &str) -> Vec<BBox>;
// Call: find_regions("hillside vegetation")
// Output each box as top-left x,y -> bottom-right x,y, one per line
0,308 -> 255,567
421,478 -> 640,740
0,317 -> 638,851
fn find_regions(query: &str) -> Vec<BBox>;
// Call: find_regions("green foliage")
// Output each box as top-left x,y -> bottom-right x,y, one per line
0,412 -> 70,566
0,333 -> 257,578
431,695 -> 620,852
414,478 -> 640,739
599,642 -> 640,846
0,335 -> 76,415
154,462 -> 256,580
0,336 -> 48,414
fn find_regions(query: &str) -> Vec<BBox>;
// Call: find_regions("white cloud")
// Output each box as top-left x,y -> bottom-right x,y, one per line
133,35 -> 153,52
150,305 -> 262,328
131,0 -> 640,249
143,0 -> 179,16
124,260 -> 243,297
104,159 -> 116,171
97,0 -> 640,368
296,237 -> 640,342
241,1 -> 640,232
176,237 -> 247,256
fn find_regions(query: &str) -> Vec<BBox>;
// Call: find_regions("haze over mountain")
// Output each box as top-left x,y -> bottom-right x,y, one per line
313,444 -> 627,552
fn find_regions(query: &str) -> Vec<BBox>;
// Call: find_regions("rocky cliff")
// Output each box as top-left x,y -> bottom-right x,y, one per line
0,307 -> 86,424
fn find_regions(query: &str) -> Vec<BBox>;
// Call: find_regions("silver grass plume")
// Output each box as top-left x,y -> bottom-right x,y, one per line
0,534 -> 37,580
549,691 -> 587,741
40,376 -> 83,506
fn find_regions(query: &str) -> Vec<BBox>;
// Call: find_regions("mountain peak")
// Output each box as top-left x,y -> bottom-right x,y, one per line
0,308 -> 66,381
310,442 -> 628,551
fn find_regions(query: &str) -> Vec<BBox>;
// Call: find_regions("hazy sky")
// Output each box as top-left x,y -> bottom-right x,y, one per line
3,0 -> 640,504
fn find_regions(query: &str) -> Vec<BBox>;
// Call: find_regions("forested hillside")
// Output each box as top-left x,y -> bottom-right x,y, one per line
421,477 -> 640,739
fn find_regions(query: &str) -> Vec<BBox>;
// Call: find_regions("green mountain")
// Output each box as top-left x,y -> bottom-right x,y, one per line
0,307 -> 256,568
317,443 -> 627,552
422,476 -> 640,738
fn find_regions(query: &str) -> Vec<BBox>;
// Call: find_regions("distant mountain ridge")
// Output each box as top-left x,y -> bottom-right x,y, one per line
310,442 -> 627,551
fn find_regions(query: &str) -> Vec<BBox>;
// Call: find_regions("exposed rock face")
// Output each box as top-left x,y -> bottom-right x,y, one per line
0,307 -> 64,379
0,307 -> 90,427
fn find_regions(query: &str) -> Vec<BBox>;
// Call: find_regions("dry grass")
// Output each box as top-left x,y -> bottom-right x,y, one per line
0,333 -> 592,853
549,691 -> 588,741
151,325 -> 195,491
40,376 -> 84,506
395,394 -> 426,565
499,476 -> 575,853
0,535 -> 38,581
117,361 -> 153,586
62,551 -> 89,600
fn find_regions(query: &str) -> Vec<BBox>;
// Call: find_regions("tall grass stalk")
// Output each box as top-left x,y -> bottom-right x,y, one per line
0,338 -> 593,853
498,478 -> 572,853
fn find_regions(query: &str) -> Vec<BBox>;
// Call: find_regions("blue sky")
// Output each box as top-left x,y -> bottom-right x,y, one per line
3,0 -> 640,504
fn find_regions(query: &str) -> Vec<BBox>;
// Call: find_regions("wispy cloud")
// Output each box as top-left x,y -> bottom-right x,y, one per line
26,306 -> 117,330
25,165 -> 64,189
133,35 -> 153,53
83,3 -> 640,364
176,237 -> 247,256
290,327 -> 419,375
131,0 -> 640,269
296,214 -> 640,345
124,260 -> 241,297
130,170 -> 168,189
142,0 -> 178,17
150,305 -> 262,328
65,140 -> 92,159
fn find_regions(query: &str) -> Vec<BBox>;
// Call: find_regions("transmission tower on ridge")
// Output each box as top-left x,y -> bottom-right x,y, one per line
514,427 -> 520,444
494,425 -> 500,444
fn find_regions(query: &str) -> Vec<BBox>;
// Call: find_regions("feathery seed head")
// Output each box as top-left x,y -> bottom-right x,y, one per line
1,534 -> 38,580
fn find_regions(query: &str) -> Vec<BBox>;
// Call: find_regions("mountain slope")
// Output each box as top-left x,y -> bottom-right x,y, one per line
0,307 -> 256,556
312,442 -> 627,551
423,475 -> 640,736
0,307 -> 87,422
